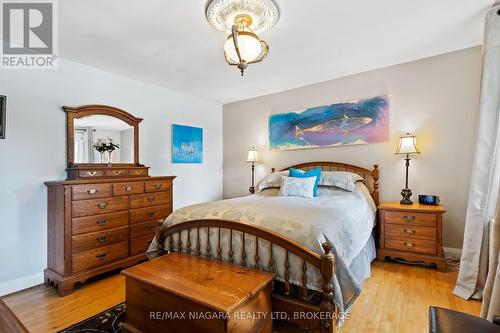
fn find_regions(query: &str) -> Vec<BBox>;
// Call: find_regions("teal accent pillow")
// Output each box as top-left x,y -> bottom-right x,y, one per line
289,168 -> 321,196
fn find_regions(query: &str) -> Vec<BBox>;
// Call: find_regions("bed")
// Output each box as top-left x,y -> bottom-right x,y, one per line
147,162 -> 380,333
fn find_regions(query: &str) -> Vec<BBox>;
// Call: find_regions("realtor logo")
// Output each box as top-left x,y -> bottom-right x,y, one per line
1,0 -> 58,69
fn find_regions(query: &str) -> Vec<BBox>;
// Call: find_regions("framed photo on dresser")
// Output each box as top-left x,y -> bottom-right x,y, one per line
0,95 -> 5,139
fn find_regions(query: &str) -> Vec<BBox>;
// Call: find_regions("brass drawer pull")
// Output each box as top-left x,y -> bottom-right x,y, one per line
86,189 -> 98,195
97,202 -> 108,209
147,196 -> 156,202
125,186 -> 133,192
154,184 -> 162,190
113,171 -> 122,176
135,170 -> 143,175
146,225 -> 157,230
86,171 -> 97,176
96,235 -> 108,242
403,215 -> 416,223
96,219 -> 108,226
404,242 -> 415,248
96,253 -> 108,260
147,211 -> 156,218
404,229 -> 416,235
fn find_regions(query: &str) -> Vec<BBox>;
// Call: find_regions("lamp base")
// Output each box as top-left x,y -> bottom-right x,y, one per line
400,188 -> 413,205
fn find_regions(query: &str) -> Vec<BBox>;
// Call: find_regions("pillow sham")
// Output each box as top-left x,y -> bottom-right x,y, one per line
319,171 -> 364,191
279,176 -> 316,198
256,171 -> 287,192
289,167 -> 321,196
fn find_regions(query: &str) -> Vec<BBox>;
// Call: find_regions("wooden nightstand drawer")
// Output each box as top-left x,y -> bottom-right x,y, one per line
385,224 -> 437,240
385,237 -> 437,255
385,211 -> 437,227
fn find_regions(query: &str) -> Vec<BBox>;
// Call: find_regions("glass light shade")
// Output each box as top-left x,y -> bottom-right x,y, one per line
224,32 -> 263,63
396,134 -> 421,155
246,149 -> 258,162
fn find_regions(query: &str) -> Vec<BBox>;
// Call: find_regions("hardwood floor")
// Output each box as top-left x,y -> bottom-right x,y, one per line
1,262 -> 481,333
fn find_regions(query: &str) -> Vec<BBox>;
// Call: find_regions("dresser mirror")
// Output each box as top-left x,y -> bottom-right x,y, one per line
74,115 -> 134,164
64,105 -> 143,170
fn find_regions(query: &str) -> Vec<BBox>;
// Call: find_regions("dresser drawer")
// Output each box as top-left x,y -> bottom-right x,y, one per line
131,220 -> 164,238
72,226 -> 129,253
72,197 -> 128,218
72,184 -> 111,201
384,211 -> 437,227
129,168 -> 148,177
385,237 -> 437,255
105,169 -> 128,177
78,169 -> 105,178
130,233 -> 155,256
145,180 -> 172,193
72,211 -> 129,235
385,224 -> 437,240
72,241 -> 128,273
113,182 -> 145,196
130,206 -> 171,224
130,192 -> 170,209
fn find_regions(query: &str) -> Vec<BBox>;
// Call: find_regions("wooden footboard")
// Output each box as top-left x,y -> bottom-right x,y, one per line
149,219 -> 338,333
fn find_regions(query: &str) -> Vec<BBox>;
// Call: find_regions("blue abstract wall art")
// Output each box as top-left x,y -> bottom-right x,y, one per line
172,124 -> 203,163
269,95 -> 389,150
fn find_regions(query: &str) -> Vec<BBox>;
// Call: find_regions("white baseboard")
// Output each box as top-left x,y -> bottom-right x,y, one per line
0,272 -> 44,297
443,247 -> 462,258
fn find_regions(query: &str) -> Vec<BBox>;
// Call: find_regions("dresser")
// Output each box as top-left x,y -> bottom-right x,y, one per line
44,104 -> 176,296
377,202 -> 446,272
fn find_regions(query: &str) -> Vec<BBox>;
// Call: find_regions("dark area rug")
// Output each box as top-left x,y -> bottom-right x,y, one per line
58,302 -> 127,333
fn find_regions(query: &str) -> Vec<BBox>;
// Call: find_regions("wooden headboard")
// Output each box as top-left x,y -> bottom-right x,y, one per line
273,161 -> 380,206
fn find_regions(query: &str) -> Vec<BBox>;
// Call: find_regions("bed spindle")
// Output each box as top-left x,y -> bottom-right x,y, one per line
206,227 -> 211,258
186,228 -> 191,253
217,228 -> 222,261
301,259 -> 308,301
284,250 -> 290,296
169,234 -> 174,252
254,236 -> 260,269
196,227 -> 201,256
241,232 -> 247,266
177,232 -> 182,253
228,229 -> 234,263
268,242 -> 274,273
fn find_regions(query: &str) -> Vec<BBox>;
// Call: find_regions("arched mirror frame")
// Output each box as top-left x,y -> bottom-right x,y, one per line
64,104 -> 143,169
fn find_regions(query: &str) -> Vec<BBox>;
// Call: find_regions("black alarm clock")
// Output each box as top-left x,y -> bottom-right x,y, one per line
418,195 -> 440,205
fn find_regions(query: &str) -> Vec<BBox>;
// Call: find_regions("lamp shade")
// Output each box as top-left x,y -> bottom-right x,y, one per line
396,133 -> 421,155
246,148 -> 258,162
224,31 -> 263,64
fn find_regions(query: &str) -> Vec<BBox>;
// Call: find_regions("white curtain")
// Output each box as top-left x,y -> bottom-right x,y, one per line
453,4 -> 500,321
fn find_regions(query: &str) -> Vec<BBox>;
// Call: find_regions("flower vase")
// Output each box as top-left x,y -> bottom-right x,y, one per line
99,151 -> 104,164
107,150 -> 113,167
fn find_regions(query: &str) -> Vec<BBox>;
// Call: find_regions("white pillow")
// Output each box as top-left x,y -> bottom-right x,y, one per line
256,171 -> 287,191
279,176 -> 316,198
319,171 -> 364,191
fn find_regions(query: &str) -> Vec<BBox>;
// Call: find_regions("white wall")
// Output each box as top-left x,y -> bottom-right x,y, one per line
0,59 -> 223,294
223,47 -> 482,250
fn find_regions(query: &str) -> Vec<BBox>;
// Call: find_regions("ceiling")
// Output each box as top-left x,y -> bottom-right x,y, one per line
60,0 -> 494,104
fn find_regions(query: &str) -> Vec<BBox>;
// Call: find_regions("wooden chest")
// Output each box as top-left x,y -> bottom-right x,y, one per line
121,253 -> 275,333
377,202 -> 446,271
44,176 -> 175,296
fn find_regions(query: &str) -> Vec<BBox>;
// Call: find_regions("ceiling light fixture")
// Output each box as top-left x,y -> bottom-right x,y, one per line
206,0 -> 280,76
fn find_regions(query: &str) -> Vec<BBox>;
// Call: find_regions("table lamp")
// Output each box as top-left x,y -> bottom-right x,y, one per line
395,133 -> 421,205
246,147 -> 258,194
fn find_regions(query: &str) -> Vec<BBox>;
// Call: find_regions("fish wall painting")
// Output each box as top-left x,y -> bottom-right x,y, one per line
268,95 -> 389,150
172,124 -> 203,163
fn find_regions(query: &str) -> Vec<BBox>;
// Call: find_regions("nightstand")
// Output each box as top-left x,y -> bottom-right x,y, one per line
377,202 -> 446,272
